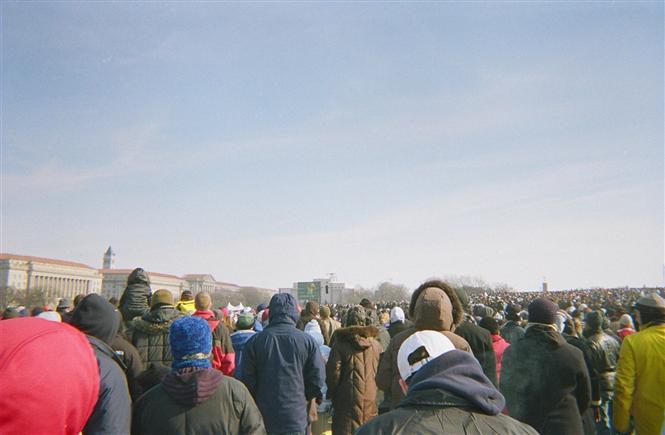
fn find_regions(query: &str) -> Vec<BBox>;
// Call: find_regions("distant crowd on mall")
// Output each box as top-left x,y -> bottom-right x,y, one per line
1,268 -> 664,435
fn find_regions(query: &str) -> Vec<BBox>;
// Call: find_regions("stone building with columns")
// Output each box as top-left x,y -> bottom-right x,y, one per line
0,253 -> 103,302
100,269 -> 189,300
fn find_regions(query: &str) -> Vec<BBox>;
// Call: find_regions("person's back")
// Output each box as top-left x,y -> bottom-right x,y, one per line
132,317 -> 266,435
192,291 -> 236,376
357,331 -> 537,435
119,267 -> 152,323
326,306 -> 383,434
613,293 -> 665,435
230,312 -> 256,380
584,311 -> 620,435
239,293 -> 325,434
500,298 -> 591,435
129,290 -> 184,367
376,281 -> 471,411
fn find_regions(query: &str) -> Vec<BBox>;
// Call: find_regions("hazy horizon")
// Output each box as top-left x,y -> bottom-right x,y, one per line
2,2 -> 663,292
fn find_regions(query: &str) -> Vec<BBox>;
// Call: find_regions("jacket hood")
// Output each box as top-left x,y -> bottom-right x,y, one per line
404,349 -> 505,415
333,325 -> 379,351
161,367 -> 223,406
409,282 -> 463,329
525,323 -> 566,347
70,294 -> 121,345
412,287 -> 458,331
0,318 -> 100,435
304,301 -> 319,317
269,293 -> 298,325
127,268 -> 150,286
132,307 -> 183,334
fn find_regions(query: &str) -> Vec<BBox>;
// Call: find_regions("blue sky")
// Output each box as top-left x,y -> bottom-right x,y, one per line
2,2 -> 663,291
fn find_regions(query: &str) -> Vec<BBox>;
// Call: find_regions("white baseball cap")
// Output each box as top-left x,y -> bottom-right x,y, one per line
397,331 -> 455,381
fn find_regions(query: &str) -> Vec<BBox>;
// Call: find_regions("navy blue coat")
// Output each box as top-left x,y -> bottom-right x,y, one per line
84,336 -> 131,435
238,293 -> 325,433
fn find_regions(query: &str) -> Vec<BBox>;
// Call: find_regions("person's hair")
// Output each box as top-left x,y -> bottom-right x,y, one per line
194,292 -> 212,311
638,305 -> 665,327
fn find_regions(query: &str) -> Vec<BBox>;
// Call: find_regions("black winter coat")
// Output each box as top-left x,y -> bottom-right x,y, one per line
129,306 -> 184,367
119,269 -> 152,322
455,319 -> 498,387
501,324 -> 591,435
500,320 -> 526,344
132,367 -> 266,435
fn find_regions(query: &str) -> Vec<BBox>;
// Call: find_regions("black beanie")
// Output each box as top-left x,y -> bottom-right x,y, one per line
70,294 -> 121,345
528,298 -> 558,325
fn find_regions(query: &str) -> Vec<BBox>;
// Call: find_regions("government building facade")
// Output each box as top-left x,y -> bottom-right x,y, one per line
0,247 -> 244,305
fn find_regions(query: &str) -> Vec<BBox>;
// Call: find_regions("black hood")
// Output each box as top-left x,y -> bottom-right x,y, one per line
70,294 -> 121,345
268,293 -> 298,325
127,268 -> 150,286
404,350 -> 505,415
162,367 -> 223,406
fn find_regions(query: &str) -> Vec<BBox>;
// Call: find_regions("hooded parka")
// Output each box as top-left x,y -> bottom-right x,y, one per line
326,325 -> 383,435
376,283 -> 471,410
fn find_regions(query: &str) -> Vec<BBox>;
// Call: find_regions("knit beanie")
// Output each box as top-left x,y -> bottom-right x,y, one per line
169,317 -> 212,370
151,289 -> 174,308
528,298 -> 558,325
236,313 -> 255,330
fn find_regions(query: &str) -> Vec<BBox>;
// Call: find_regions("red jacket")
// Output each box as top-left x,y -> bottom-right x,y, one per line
491,333 -> 510,384
193,310 -> 236,376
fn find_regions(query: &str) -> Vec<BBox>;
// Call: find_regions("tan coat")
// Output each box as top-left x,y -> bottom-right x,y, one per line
326,325 -> 383,435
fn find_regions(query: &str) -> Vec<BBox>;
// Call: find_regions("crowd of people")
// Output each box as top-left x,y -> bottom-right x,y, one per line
1,268 -> 664,435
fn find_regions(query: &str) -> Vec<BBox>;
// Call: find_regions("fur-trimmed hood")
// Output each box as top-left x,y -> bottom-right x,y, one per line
409,281 -> 464,331
333,325 -> 379,351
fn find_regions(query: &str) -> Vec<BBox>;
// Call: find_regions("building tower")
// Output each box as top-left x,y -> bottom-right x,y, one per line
103,246 -> 116,269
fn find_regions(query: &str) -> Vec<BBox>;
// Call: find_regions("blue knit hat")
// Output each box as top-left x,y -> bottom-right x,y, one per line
169,317 -> 212,370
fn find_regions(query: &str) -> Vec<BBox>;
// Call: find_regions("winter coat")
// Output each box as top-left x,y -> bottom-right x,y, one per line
132,367 -> 266,435
613,323 -> 665,435
387,320 -> 410,338
617,327 -> 636,341
500,324 -> 591,435
376,287 -> 471,410
357,350 -> 538,435
455,318 -> 498,387
174,299 -> 195,315
112,333 -> 145,401
231,330 -> 256,380
490,333 -> 510,384
129,306 -> 184,367
326,325 -> 383,435
238,293 -> 326,433
193,310 -> 236,376
586,330 -> 620,401
319,309 -> 338,346
563,333 -> 598,435
119,268 -> 152,322
501,320 -> 526,344
85,336 -> 132,435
